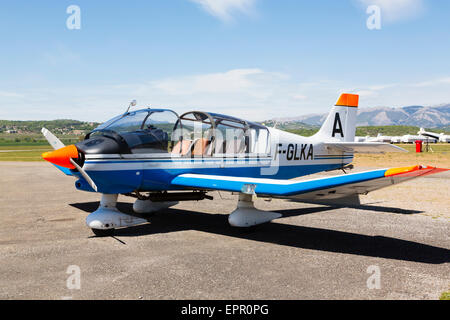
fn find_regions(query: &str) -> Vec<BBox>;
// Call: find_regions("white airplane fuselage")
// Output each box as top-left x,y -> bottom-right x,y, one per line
76,128 -> 353,194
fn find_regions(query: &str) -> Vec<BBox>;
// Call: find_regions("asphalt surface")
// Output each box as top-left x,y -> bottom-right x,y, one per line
0,162 -> 448,300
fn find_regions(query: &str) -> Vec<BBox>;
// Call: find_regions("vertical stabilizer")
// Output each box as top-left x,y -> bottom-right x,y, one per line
315,93 -> 359,142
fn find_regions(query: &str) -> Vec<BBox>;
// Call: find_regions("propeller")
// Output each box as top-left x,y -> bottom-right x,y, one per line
41,128 -> 98,192
41,128 -> 65,150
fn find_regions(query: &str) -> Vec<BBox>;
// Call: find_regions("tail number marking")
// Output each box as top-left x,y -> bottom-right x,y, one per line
276,144 -> 314,161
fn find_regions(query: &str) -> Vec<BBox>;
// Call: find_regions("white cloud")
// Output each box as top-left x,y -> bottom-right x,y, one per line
189,0 -> 257,22
0,91 -> 23,98
343,83 -> 398,98
153,68 -> 266,95
411,77 -> 450,87
292,94 -> 307,100
2,71 -> 450,122
358,0 -> 425,22
0,69 -> 306,121
368,84 -> 398,91
354,90 -> 377,97
143,68 -> 301,119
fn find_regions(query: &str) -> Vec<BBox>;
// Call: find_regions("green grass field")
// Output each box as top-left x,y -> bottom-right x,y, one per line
0,145 -> 50,161
395,143 -> 450,153
0,132 -> 84,146
0,132 -> 83,161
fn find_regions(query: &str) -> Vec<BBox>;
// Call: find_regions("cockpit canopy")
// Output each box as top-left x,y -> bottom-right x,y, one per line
86,109 -> 270,156
173,111 -> 270,156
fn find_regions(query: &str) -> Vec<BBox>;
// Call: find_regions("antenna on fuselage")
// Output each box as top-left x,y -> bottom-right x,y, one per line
125,100 -> 137,114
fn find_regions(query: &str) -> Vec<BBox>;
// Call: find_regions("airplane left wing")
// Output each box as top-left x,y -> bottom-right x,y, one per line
171,165 -> 447,200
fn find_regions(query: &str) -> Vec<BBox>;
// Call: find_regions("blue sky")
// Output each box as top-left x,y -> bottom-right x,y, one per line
0,0 -> 449,121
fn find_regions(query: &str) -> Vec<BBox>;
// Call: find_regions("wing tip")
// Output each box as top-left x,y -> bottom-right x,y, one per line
385,165 -> 449,177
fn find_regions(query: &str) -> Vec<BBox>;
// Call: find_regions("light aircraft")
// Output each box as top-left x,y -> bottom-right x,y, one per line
41,93 -> 448,236
418,128 -> 450,143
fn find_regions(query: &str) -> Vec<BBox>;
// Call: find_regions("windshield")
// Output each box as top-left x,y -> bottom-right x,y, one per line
99,110 -> 149,133
90,109 -> 179,154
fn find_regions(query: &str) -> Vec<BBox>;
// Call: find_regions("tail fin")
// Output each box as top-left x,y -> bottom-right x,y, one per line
315,93 -> 358,142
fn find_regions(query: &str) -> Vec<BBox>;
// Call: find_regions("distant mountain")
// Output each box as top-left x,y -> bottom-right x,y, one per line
272,105 -> 450,128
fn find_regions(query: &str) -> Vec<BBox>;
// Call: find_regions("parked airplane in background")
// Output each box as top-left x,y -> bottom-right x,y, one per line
419,128 -> 450,143
41,94 -> 447,236
366,133 -> 392,143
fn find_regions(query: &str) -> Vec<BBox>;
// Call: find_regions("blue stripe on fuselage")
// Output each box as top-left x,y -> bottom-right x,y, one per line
77,163 -> 345,194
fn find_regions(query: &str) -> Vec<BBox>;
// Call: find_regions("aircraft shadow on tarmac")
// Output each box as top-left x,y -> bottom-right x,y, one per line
70,202 -> 449,265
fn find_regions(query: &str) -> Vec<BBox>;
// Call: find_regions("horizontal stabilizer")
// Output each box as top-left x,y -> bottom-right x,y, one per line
324,142 -> 407,154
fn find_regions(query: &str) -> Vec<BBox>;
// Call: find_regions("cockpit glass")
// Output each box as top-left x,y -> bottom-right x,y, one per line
92,110 -> 179,154
101,111 -> 149,133
94,114 -> 125,132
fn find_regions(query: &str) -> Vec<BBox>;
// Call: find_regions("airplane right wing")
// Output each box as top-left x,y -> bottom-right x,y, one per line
171,165 -> 447,200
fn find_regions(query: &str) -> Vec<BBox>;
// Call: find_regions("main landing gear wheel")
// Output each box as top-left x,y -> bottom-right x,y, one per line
228,194 -> 282,228
91,228 -> 115,237
86,194 -> 148,236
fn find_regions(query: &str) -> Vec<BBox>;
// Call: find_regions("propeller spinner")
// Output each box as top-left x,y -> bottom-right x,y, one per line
41,128 -> 98,192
